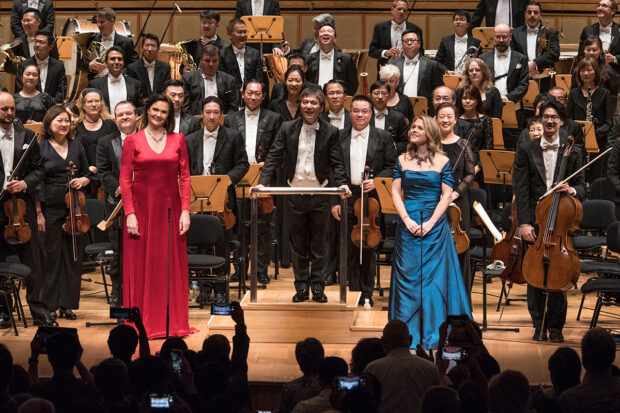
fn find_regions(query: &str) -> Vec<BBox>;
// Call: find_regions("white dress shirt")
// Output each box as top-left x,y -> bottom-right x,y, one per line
599,22 -> 613,51
202,127 -> 219,175
494,49 -> 511,98
0,125 -> 15,186
374,108 -> 388,130
27,36 -> 34,56
350,125 -> 370,185
232,45 -> 246,83
318,49 -> 334,88
495,0 -> 512,26
454,34 -> 468,69
107,74 -> 127,114
390,20 -> 406,50
36,56 -> 49,92
203,72 -> 217,98
143,58 -> 156,92
541,136 -> 559,191
526,26 -> 539,62
252,0 -> 264,15
328,108 -> 345,130
244,108 -> 260,164
290,122 -> 324,187
120,131 -> 133,145
402,55 -> 420,97
173,112 -> 181,133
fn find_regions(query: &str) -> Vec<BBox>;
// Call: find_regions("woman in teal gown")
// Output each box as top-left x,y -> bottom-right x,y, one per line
389,116 -> 472,349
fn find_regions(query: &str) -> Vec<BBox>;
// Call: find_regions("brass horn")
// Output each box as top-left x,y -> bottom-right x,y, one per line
174,40 -> 197,72
0,38 -> 26,65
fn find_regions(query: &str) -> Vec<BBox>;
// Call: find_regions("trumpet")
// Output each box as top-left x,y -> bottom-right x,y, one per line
174,40 -> 197,72
455,45 -> 480,75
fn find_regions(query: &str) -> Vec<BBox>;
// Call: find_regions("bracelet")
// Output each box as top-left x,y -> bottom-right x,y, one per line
401,215 -> 408,221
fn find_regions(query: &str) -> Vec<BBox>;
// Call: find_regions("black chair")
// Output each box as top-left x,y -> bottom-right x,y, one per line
0,262 -> 30,335
187,214 -> 227,308
82,199 -> 113,303
577,221 -> 620,323
589,177 -> 615,202
574,200 -> 616,258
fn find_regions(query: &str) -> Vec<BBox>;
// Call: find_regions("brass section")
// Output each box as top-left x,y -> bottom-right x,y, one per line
0,38 -> 26,65
174,39 -> 197,72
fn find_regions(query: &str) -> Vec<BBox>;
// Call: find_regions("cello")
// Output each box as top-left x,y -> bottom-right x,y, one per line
62,162 -> 90,262
489,200 -> 527,285
351,166 -> 381,264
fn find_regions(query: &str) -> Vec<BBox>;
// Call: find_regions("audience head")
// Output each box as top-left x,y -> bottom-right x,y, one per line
548,347 -> 581,395
0,343 -> 12,391
528,116 -> 544,140
453,10 -> 471,36
402,30 -> 421,59
242,80 -> 267,111
42,105 -> 71,141
284,65 -> 306,97
159,336 -> 189,362
575,57 -> 601,87
202,333 -> 231,361
549,87 -> 568,106
227,18 -> 248,49
200,10 -> 221,39
300,87 -> 325,123
318,356 -> 348,387
200,44 -> 221,76
493,24 -> 512,53
295,337 -> 325,376
95,357 -> 129,398
20,64 -> 40,92
46,332 -> 82,371
379,64 -> 401,98
10,364 -> 30,396
581,327 -> 616,374
107,324 -> 139,362
21,8 -> 41,36
33,31 -> 55,59
141,93 -> 174,132
391,0 -> 410,25
350,95 -> 374,130
525,2 -> 543,28
458,381 -> 487,413
200,96 -> 222,132
533,92 -> 555,115
113,101 -> 138,134
312,13 -> 336,36
164,79 -> 186,113
78,88 -> 112,122
370,80 -> 390,110
421,386 -> 462,413
0,92 -> 16,126
488,370 -> 529,413
464,58 -> 493,91
432,86 -> 456,110
458,84 -> 484,116
18,398 -> 55,413
350,337 -> 385,375
381,319 -> 413,353
324,79 -> 346,113
96,7 -> 116,36
141,33 -> 160,63
130,355 -> 171,397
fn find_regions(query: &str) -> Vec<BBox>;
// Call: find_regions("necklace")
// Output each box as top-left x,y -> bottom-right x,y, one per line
146,128 -> 166,143
413,151 -> 430,166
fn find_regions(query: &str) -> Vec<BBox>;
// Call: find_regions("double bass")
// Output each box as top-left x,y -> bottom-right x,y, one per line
62,162 -> 90,261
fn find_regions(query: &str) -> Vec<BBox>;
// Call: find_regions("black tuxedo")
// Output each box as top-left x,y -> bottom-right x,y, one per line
511,25 -> 560,72
186,37 -> 229,72
219,44 -> 267,89
88,75 -> 144,111
125,59 -> 172,96
305,49 -> 359,96
181,69 -> 241,115
435,35 -> 481,71
392,55 -> 445,112
235,0 -> 280,16
0,122 -> 47,320
513,135 -> 585,336
91,31 -> 139,66
370,109 -> 408,154
480,49 -> 529,103
368,20 -> 424,73
319,109 -> 352,131
471,0 -> 527,28
293,37 -> 341,56
9,34 -> 58,63
178,112 -> 201,136
578,22 -> 620,71
11,0 -> 54,37
95,130 -> 125,302
15,56 -> 66,104
270,80 -> 319,103
607,139 -> 620,219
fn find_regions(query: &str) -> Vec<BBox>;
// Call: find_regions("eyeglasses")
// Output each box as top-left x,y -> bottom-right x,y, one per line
542,115 -> 560,121
402,39 -> 420,44
371,91 -> 389,97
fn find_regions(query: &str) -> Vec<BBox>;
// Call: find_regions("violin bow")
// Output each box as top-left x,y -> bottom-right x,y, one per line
0,132 -> 39,200
97,200 -> 123,231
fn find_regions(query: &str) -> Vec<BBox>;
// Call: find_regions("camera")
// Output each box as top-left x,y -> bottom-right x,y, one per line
150,394 -> 173,409
170,349 -> 183,375
109,307 -> 133,320
211,302 -> 233,315
336,376 -> 366,391
34,326 -> 78,354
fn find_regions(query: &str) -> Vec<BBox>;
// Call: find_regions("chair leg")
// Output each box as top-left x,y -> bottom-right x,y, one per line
273,240 -> 279,280
99,262 -> 110,304
590,295 -> 603,328
576,293 -> 586,321
13,280 -> 27,328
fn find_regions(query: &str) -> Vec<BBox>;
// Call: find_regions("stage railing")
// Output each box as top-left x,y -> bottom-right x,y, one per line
249,186 -> 350,303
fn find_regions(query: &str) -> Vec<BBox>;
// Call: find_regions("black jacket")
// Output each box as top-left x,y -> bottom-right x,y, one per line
15,56 -> 66,104
480,49 -> 530,103
9,34 -> 58,62
219,44 -> 267,89
181,69 -> 241,115
223,107 -> 283,162
606,139 -> 620,207
178,112 -> 202,136
370,108 -> 409,154
258,118 -> 347,187
235,0 -> 280,16
95,130 -> 123,207
125,58 -> 172,96
91,31 -> 139,66
392,55 -> 445,112
305,49 -> 359,96
513,135 -> 586,226
511,25 -> 560,71
471,0 -> 527,28
268,99 -> 301,122
10,0 -> 54,37
319,109 -> 352,131
0,122 -> 44,201
578,22 -> 620,71
186,37 -> 229,72
435,34 -> 481,71
88,75 -> 144,111
368,20 -> 424,71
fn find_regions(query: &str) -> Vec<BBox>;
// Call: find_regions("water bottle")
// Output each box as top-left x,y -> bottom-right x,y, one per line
190,281 -> 199,301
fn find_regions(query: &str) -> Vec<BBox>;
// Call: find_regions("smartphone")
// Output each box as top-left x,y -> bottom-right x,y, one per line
441,346 -> 468,361
336,376 -> 366,391
211,302 -> 233,315
150,394 -> 173,409
170,349 -> 183,375
34,326 -> 78,354
110,307 -> 133,320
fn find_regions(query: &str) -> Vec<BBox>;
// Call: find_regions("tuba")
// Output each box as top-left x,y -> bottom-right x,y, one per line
455,45 -> 480,75
174,40 -> 197,72
0,38 -> 26,65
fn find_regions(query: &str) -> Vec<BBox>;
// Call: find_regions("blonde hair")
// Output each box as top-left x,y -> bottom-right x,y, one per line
77,90 -> 113,122
463,58 -> 494,92
405,116 -> 444,161
379,64 -> 401,81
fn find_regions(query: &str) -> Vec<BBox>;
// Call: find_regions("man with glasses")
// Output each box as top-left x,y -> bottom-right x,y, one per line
320,80 -> 351,130
431,86 -> 473,137
436,10 -> 482,73
369,81 -> 408,154
392,30 -> 445,114
330,95 -> 395,307
578,0 -> 620,70
219,19 -> 267,91
513,99 -> 585,343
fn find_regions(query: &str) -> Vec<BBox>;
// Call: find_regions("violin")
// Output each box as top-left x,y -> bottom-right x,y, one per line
447,203 -> 469,255
256,145 -> 274,215
208,162 -> 236,230
489,199 -> 526,285
522,137 -> 582,292
3,171 -> 31,245
62,161 -> 90,262
351,166 -> 381,255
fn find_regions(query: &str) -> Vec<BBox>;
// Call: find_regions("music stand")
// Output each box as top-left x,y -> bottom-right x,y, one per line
241,15 -> 284,63
522,80 -> 539,109
576,120 -> 598,154
189,175 -> 231,214
472,27 -> 494,51
480,150 -> 515,207
443,75 -> 465,90
555,74 -> 572,95
409,96 -> 428,117
373,177 -> 397,302
501,101 -> 518,129
491,118 -> 505,150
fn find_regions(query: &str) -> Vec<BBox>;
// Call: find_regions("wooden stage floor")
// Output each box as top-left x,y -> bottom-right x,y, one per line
1,264 -> 619,385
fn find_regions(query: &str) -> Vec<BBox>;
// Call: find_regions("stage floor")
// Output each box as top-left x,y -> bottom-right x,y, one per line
1,264 -> 619,385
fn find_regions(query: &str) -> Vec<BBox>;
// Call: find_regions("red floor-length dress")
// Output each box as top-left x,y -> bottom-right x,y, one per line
119,130 -> 194,339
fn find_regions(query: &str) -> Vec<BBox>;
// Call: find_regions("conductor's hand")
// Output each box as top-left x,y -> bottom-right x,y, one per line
520,224 -> 536,243
179,210 -> 190,235
126,213 -> 140,236
331,204 -> 341,220
403,216 -> 420,235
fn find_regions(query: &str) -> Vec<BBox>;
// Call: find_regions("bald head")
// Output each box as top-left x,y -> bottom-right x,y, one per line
0,92 -> 16,126
494,24 -> 512,52
432,86 -> 456,110
381,319 -> 412,352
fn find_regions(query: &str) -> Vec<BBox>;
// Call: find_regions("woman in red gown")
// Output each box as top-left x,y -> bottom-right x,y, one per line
119,94 -> 192,339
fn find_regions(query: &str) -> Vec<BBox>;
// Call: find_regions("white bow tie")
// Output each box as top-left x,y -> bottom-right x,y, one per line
144,61 -> 156,69
0,129 -> 12,140
320,51 -> 333,60
601,26 -> 612,34
392,21 -> 406,31
455,35 -> 467,44
233,46 -> 245,57
36,57 -> 49,65
541,141 -> 558,152
329,113 -> 343,121
496,51 -> 509,58
204,132 -> 217,140
203,74 -> 215,82
353,132 -> 366,139
102,35 -> 113,42
527,27 -> 539,34
109,76 -> 122,83
246,109 -> 259,117
375,109 -> 388,119
302,122 -> 320,132
405,58 -> 418,65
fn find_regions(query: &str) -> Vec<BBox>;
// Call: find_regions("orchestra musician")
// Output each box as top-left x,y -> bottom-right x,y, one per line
185,10 -> 230,72
513,99 -> 586,343
163,80 -> 201,136
471,0 -> 528,28
330,95 -> 396,307
577,0 -> 620,72
38,104 -> 91,321
575,36 -> 618,94
182,44 -> 241,116
436,10 -> 481,73
270,53 -> 319,103
224,80 -> 282,285
369,0 -> 424,75
369,81 -> 408,154
10,0 -> 54,37
256,88 -> 349,303
606,132 -> 620,219
219,19 -> 268,91
125,33 -> 172,97
319,80 -> 351,131
293,13 -> 340,56
13,64 -> 54,124
460,58 -> 503,119
379,65 -> 414,123
10,8 -> 59,63
0,91 -> 56,327
432,86 -> 475,139
95,101 -> 138,307
268,66 -> 304,122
